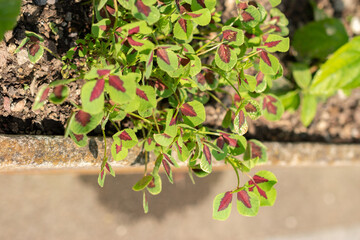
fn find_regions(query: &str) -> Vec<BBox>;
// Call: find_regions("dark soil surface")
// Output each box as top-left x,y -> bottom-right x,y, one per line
0,0 -> 359,143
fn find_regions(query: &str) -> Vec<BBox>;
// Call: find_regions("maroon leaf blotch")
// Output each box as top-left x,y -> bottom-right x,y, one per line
203,145 -> 211,165
90,79 -> 105,101
176,141 -> 183,154
196,0 -> 206,8
264,40 -> 281,48
164,154 -> 175,166
40,88 -> 50,102
216,136 -> 225,150
237,190 -> 252,208
169,116 -> 176,126
116,143 -> 122,154
187,12 -> 202,18
196,73 -> 206,85
75,110 -> 91,127
204,70 -> 215,85
162,159 -> 171,176
222,133 -> 238,147
29,43 -> 40,56
105,162 -> 111,172
245,102 -> 257,113
97,69 -> 111,76
128,36 -> 144,47
73,133 -> 84,142
120,131 -> 132,141
241,11 -> 255,22
109,75 -> 126,92
101,169 -> 105,179
249,175 -> 269,185
263,95 -> 277,114
157,48 -> 171,65
256,71 -> 264,86
136,88 -> 149,101
238,110 -> 246,129
128,26 -> 140,35
250,141 -> 262,159
218,44 -> 231,63
223,30 -> 237,42
178,18 -> 187,33
148,177 -> 155,188
147,51 -> 154,67
135,0 -> 151,17
53,85 -> 64,99
218,191 -> 233,211
106,5 -> 115,15
259,50 -> 272,66
238,2 -> 248,10
180,103 -> 197,117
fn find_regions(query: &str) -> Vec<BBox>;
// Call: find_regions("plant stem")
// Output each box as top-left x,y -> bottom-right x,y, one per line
152,110 -> 160,133
239,50 -> 262,61
195,32 -> 222,54
197,43 -> 221,56
128,112 -> 152,124
41,44 -> 61,61
227,157 -> 240,188
207,91 -> 228,110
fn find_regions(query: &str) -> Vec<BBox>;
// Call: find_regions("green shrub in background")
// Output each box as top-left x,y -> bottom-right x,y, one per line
0,0 -> 21,41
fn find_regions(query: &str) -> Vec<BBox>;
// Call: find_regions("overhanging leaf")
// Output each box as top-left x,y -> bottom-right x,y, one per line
213,191 -> 233,221
132,175 -> 153,191
236,189 -> 260,216
113,128 -> 138,148
244,139 -> 267,164
70,110 -> 104,134
180,100 -> 206,127
111,141 -> 129,161
234,110 -> 248,135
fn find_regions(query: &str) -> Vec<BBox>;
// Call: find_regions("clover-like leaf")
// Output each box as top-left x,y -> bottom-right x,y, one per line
105,162 -> 115,177
105,72 -> 137,104
165,109 -> 177,137
144,137 -> 156,151
81,79 -> 105,114
213,191 -> 233,221
145,49 -> 154,79
180,100 -> 206,127
113,128 -> 138,148
49,85 -> 69,104
98,169 -> 106,187
236,189 -> 260,216
70,110 -> 103,134
244,99 -> 262,120
143,191 -> 149,214
215,44 -> 237,71
154,133 -> 174,147
111,141 -> 129,161
147,173 -> 162,195
0,0 -> 21,42
234,110 -> 248,135
32,84 -> 50,110
174,18 -> 193,41
269,0 -> 281,7
244,139 -> 267,164
133,175 -> 153,191
259,50 -> 280,75
221,132 -> 247,156
136,85 -> 157,117
162,158 -> 173,184
222,26 -> 244,46
262,94 -> 284,121
248,170 -> 278,191
132,0 -> 160,25
69,131 -> 88,147
240,5 -> 261,28
187,8 -> 211,26
212,136 -> 228,161
254,71 -> 267,93
200,144 -> 212,173
91,18 -> 111,38
156,47 -> 179,73
191,0 -> 216,11
261,34 -> 289,53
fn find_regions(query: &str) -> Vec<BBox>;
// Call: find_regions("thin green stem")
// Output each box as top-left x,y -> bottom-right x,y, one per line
152,110 -> 160,134
207,91 -> 228,110
41,44 -> 61,60
197,43 -> 222,56
195,32 -> 222,54
227,157 -> 240,188
239,50 -> 262,61
110,119 -> 120,132
128,112 -> 152,124
196,130 -> 220,136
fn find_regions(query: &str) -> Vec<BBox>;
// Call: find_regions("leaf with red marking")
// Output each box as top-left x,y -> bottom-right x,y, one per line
105,162 -> 115,177
70,110 -> 103,134
262,94 -> 284,121
191,0 -> 216,11
244,99 -> 262,120
136,85 -> 156,117
261,34 -> 289,53
49,85 -> 69,104
239,73 -> 257,92
248,170 -> 278,191
91,18 -> 111,38
132,0 -> 160,25
221,133 -> 247,156
241,5 -> 261,28
234,110 -> 248,135
180,100 -> 205,127
105,72 -> 137,104
154,133 -> 174,147
69,131 -> 88,147
215,44 -> 237,71
144,137 -> 156,151
98,169 -> 106,187
244,139 -> 267,164
162,159 -> 173,184
236,189 -> 260,216
165,109 -> 177,137
133,175 -> 153,191
200,144 -> 212,173
259,50 -> 280,75
145,49 -> 154,79
113,128 -> 138,148
212,136 -> 228,161
156,48 -> 179,73
121,21 -> 152,35
81,79 -> 105,114
174,18 -> 193,41
213,191 -> 233,221
164,152 -> 179,168
111,141 -> 129,161
254,71 -> 267,93
188,8 -> 211,26
222,26 -> 244,46
32,84 -> 50,110
147,173 -> 162,195
175,138 -> 190,162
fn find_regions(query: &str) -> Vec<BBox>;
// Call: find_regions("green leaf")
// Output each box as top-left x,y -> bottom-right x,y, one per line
240,5 -> 261,28
133,175 -> 153,191
262,94 -> 284,121
105,162 -> 115,177
259,51 -> 280,75
310,36 -> 360,96
147,173 -> 162,195
279,90 -> 300,111
69,132 -> 88,147
251,170 -> 278,191
200,145 -> 212,173
234,110 -> 248,135
0,0 -> 21,41
164,109 -> 177,137
222,109 -> 232,128
98,169 -> 106,187
188,8 -> 211,26
191,0 -> 216,11
180,100 -> 206,127
293,18 -> 348,60
239,74 -> 257,92
32,84 -> 50,111
113,128 -> 138,148
136,85 -> 157,117
236,189 -> 260,216
162,158 -> 173,183
174,18 -> 193,41
49,85 -> 69,104
255,187 -> 277,206
261,34 -> 289,53
292,63 -> 312,89
269,0 -> 281,7
97,0 -> 108,10
143,191 -> 149,213
132,0 -> 160,25
301,94 -> 317,127
244,139 -> 267,164
222,26 -> 244,46
215,44 -> 238,71
213,191 -> 233,221
81,79 -> 105,114
70,110 -> 104,134
154,133 -> 174,147
105,72 -> 137,104
156,48 -> 179,73
145,49 -> 154,79
91,18 -> 111,38
244,99 -> 262,120
212,136 -> 228,161
111,141 -> 129,161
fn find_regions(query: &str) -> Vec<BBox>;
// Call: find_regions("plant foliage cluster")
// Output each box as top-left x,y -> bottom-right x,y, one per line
15,0 -> 290,220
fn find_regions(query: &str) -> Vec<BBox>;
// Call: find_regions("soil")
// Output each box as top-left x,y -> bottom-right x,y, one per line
0,0 -> 359,143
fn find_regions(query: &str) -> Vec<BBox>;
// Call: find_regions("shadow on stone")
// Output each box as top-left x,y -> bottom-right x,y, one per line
78,171 -> 223,222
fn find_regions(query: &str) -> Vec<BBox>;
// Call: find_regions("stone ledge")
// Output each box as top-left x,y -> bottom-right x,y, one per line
1,135 -> 359,173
